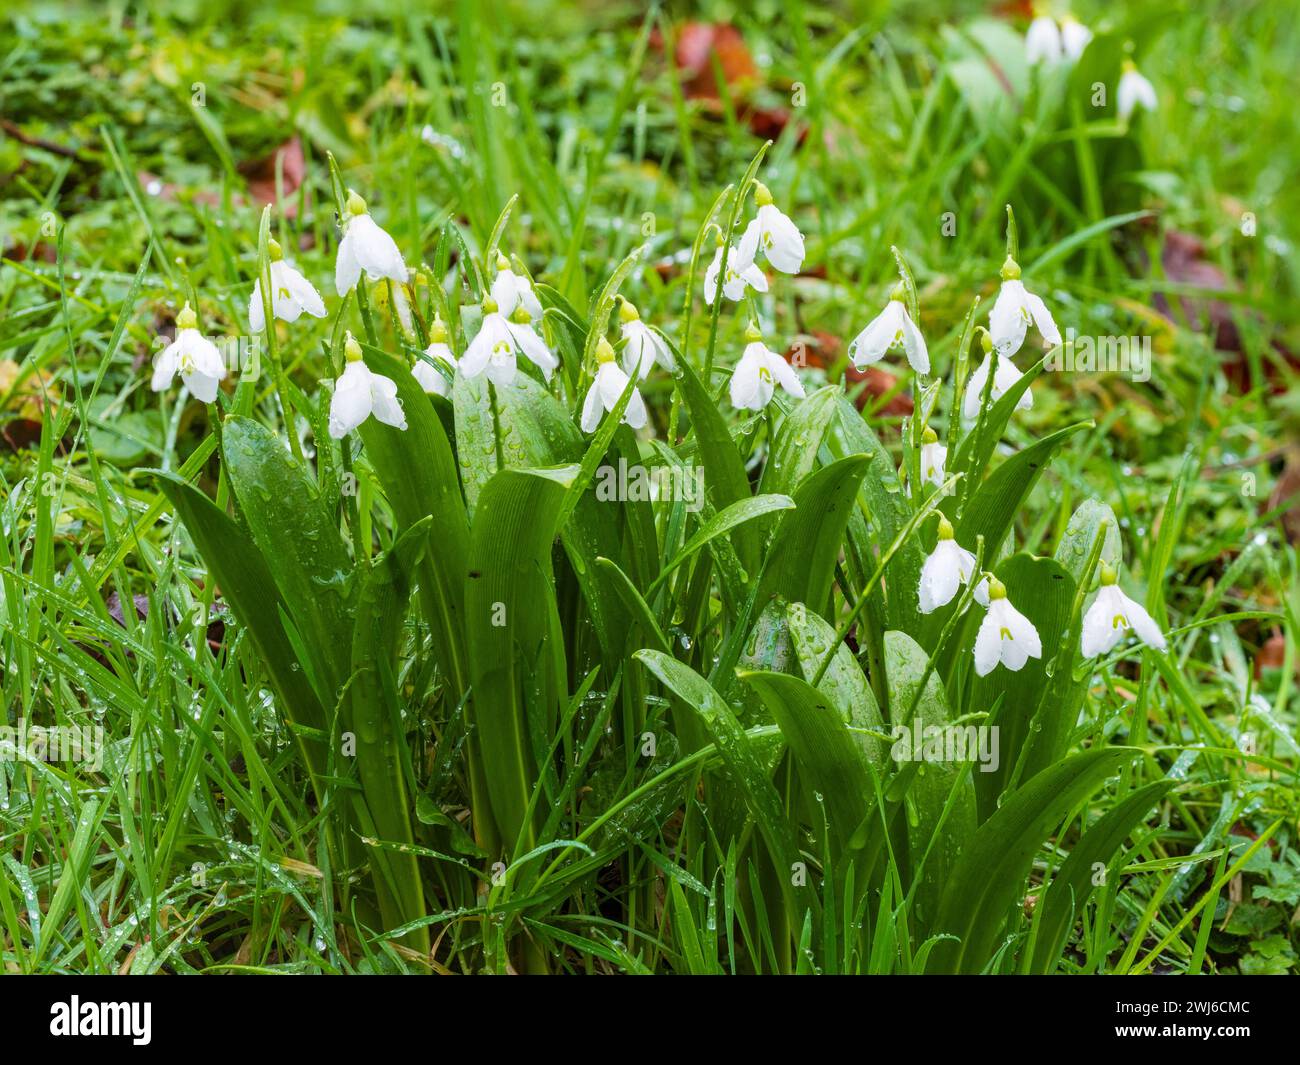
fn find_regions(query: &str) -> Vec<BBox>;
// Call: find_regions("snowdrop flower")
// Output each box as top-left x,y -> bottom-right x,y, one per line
847,283 -> 930,374
974,577 -> 1043,676
918,517 -> 986,614
412,314 -> 457,397
1080,563 -> 1167,658
151,302 -> 226,403
1117,61 -> 1158,122
460,296 -> 558,388
1060,16 -> 1092,61
963,331 -> 1033,420
738,181 -> 805,275
704,240 -> 768,306
335,190 -> 407,297
328,331 -> 407,438
489,252 -> 543,320
618,298 -> 674,379
729,322 -> 806,411
990,255 -> 1061,357
1025,15 -> 1063,65
580,336 -> 647,433
249,239 -> 326,332
919,427 -> 947,489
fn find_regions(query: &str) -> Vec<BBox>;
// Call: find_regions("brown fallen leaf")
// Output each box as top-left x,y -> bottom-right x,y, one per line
240,135 -> 306,217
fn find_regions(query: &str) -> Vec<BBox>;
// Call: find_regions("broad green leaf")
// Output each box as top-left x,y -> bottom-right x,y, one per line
1054,497 -> 1121,586
786,601 -> 886,771
756,385 -> 839,499
347,519 -> 431,951
882,631 -> 978,931
220,416 -> 354,704
671,352 -> 756,573
930,747 -> 1132,973
634,650 -> 816,928
156,475 -> 329,779
757,455 -> 870,618
1029,780 -> 1171,973
359,343 -> 469,693
955,422 -> 1090,563
970,553 -> 1078,819
739,670 -> 873,853
465,464 -> 577,855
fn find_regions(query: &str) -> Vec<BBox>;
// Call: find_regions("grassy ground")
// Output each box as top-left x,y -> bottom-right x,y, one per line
1,0 -> 1298,974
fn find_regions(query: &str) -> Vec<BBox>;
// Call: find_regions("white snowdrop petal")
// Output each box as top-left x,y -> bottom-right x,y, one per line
334,229 -> 363,296
848,309 -> 894,368
369,374 -> 407,430
580,380 -> 604,432
760,205 -> 805,274
729,347 -> 766,410
329,363 -> 374,437
974,613 -> 1003,676
768,350 -> 805,399
990,280 -> 1029,356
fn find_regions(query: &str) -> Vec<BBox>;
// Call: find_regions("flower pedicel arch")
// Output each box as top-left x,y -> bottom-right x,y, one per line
151,301 -> 226,403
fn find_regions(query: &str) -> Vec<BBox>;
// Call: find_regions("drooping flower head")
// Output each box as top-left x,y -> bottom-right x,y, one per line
919,426 -> 947,489
152,301 -> 226,403
918,515 -> 985,614
974,576 -> 1043,675
738,181 -> 805,275
618,298 -> 674,380
989,254 -> 1061,357
250,238 -> 327,333
460,294 -> 558,388
848,281 -> 930,374
729,321 -> 806,411
335,189 -> 407,297
1117,60 -> 1158,122
328,331 -> 407,438
413,313 -> 457,397
964,329 -> 1033,421
1060,16 -> 1093,60
1080,562 -> 1167,658
704,235 -> 768,306
581,336 -> 647,433
1025,13 -> 1063,65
